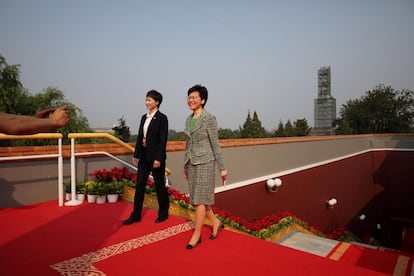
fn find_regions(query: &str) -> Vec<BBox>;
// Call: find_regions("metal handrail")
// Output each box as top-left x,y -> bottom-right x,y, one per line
68,132 -> 135,152
66,133 -> 171,206
0,133 -> 64,206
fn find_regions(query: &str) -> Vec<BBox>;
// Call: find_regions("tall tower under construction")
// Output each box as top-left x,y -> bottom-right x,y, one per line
312,66 -> 336,135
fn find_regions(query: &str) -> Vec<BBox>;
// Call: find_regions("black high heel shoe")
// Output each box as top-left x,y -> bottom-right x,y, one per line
186,237 -> 202,249
209,221 -> 224,240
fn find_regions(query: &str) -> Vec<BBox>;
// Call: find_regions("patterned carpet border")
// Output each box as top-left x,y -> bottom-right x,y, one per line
50,221 -> 194,275
328,242 -> 350,261
392,255 -> 409,276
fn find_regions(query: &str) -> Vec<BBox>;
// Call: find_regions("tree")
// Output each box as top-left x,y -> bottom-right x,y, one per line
293,118 -> 311,136
29,87 -> 91,143
0,55 -> 27,114
61,102 -> 92,143
338,84 -> 413,134
30,87 -> 67,111
251,111 -> 267,138
274,120 -> 286,137
240,110 -> 266,138
168,130 -> 185,141
240,110 -> 253,138
112,116 -> 130,142
284,120 -> 296,136
218,128 -> 240,139
333,118 -> 353,135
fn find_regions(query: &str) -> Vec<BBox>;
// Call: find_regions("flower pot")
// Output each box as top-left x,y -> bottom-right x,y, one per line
87,194 -> 96,203
96,195 -> 106,204
107,194 -> 119,203
76,193 -> 85,202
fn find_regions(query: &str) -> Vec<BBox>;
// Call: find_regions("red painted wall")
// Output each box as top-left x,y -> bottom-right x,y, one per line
215,150 -> 414,242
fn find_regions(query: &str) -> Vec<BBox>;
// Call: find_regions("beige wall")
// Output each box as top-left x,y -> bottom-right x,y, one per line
0,135 -> 413,209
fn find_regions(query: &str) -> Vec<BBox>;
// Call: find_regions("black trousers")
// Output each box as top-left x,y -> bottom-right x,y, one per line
131,151 -> 169,220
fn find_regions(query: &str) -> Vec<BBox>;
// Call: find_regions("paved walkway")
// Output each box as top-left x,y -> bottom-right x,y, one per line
276,230 -> 340,257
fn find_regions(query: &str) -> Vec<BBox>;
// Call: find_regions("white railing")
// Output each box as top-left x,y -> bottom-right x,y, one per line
66,133 -> 171,206
1,132 -> 172,208
0,133 -> 64,206
65,133 -> 135,206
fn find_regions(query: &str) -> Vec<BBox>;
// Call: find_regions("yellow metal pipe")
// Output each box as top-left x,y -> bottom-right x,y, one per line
0,133 -> 63,140
68,133 -> 171,175
68,132 -> 134,152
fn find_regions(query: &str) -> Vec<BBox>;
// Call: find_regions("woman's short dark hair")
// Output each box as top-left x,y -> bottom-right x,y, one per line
146,90 -> 163,108
188,84 -> 208,108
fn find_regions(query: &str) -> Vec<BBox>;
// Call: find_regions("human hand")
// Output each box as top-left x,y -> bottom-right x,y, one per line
220,169 -> 228,185
153,160 -> 160,169
35,108 -> 55,118
49,107 -> 69,128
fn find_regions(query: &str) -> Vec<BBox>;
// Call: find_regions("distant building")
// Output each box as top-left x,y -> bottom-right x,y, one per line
92,127 -> 114,134
312,66 -> 336,135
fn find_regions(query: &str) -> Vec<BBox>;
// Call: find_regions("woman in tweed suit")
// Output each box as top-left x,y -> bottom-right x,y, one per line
184,84 -> 228,249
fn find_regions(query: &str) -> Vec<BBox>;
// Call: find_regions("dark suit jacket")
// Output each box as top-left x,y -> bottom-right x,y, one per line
133,110 -> 168,162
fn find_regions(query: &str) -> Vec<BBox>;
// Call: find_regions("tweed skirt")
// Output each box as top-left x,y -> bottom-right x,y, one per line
186,160 -> 216,205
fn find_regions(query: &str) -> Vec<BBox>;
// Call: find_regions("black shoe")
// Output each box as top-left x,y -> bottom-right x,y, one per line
155,217 -> 168,223
122,216 -> 141,225
209,221 -> 224,240
186,237 -> 202,249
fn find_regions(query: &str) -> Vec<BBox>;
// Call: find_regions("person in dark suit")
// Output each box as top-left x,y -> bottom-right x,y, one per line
123,90 -> 170,225
184,84 -> 228,249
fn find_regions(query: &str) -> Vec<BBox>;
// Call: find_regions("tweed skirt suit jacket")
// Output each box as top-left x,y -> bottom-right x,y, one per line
184,110 -> 225,205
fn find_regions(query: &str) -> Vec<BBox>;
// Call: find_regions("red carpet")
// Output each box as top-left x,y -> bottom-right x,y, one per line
0,200 -> 411,275
328,242 -> 414,275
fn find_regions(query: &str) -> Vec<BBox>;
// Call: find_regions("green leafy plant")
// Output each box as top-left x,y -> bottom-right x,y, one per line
76,182 -> 86,194
85,181 -> 98,195
121,178 -> 135,188
106,180 -> 124,195
64,180 -> 71,193
95,182 -> 109,196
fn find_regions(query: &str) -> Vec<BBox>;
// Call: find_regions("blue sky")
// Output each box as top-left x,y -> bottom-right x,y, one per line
1,0 -> 413,133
